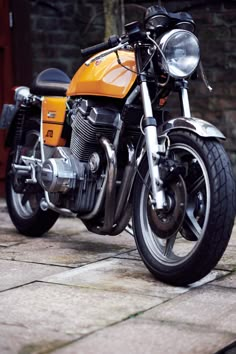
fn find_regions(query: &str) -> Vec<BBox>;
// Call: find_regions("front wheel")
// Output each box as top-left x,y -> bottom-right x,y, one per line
133,131 -> 236,286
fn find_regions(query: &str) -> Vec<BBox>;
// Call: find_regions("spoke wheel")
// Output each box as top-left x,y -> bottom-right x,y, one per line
133,131 -> 236,286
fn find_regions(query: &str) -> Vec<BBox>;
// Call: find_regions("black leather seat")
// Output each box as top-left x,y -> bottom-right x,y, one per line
30,68 -> 70,96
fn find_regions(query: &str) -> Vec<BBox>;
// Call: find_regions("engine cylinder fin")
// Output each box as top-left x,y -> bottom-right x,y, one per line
70,100 -> 118,162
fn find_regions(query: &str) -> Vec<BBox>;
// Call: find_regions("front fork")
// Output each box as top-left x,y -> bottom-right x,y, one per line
140,79 -> 191,210
140,81 -> 166,210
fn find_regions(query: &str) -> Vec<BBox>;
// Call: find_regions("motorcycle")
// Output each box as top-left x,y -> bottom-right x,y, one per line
1,5 -> 235,286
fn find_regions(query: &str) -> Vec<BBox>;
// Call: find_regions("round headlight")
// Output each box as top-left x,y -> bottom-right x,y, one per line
159,29 -> 200,79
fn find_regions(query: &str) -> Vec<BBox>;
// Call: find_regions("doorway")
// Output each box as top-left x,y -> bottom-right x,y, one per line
0,0 -> 32,196
0,0 -> 13,196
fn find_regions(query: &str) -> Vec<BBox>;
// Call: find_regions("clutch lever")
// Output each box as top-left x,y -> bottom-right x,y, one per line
85,42 -> 128,66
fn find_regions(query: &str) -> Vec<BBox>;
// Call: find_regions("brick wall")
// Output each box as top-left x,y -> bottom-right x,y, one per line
29,0 -> 236,170
168,1 -> 236,167
30,0 -> 104,78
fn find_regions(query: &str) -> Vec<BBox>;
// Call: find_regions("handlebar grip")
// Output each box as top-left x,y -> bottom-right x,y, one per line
81,41 -> 110,57
81,35 -> 120,57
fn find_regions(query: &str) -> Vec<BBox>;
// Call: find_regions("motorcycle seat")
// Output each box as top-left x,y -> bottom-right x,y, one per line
30,68 -> 70,96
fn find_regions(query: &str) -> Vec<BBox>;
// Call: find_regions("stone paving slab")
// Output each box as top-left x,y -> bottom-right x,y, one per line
228,228 -> 236,246
0,210 -> 14,229
50,216 -> 88,234
0,259 -> 70,292
43,257 -> 228,299
141,285 -> 236,334
0,209 -> 32,245
0,282 -> 163,354
115,248 -> 141,261
0,226 -> 136,267
0,197 -> 236,354
0,199 -> 7,208
0,231 -> 29,247
117,243 -> 236,272
211,270 -> 236,289
51,216 -> 134,241
115,245 -> 236,271
216,245 -> 236,271
52,318 -> 236,354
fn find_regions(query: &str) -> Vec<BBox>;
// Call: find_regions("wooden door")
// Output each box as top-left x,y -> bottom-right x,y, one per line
0,0 -> 32,196
0,0 -> 13,107
0,0 -> 13,196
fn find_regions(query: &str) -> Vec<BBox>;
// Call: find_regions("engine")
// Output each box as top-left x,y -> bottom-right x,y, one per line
40,99 -> 120,214
70,98 -> 120,162
41,149 -> 83,193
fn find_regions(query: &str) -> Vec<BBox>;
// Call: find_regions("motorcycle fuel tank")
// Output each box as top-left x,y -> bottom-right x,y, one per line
67,50 -> 137,99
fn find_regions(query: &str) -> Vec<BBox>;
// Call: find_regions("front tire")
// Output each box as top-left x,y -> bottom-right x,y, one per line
6,119 -> 59,237
133,131 -> 236,286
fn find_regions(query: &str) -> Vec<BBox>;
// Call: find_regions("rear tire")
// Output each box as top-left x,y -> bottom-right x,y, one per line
6,119 -> 59,237
133,131 -> 236,286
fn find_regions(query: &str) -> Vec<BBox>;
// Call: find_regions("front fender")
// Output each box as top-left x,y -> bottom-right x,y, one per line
157,117 -> 225,139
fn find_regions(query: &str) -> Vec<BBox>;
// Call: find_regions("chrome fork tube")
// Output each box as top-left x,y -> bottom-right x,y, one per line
180,80 -> 191,118
141,81 -> 153,118
140,81 -> 166,210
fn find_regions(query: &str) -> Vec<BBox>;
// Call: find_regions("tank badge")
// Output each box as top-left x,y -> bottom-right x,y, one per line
46,130 -> 53,138
47,111 -> 56,118
95,59 -> 102,66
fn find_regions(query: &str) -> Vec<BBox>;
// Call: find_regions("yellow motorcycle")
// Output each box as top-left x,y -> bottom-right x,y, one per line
2,5 -> 235,285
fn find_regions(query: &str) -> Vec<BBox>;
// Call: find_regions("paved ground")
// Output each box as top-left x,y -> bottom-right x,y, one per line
0,198 -> 235,354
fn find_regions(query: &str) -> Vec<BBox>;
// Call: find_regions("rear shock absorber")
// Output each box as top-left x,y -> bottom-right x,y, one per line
14,103 -> 29,146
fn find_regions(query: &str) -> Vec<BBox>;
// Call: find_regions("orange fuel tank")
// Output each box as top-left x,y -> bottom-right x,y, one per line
67,50 -> 137,99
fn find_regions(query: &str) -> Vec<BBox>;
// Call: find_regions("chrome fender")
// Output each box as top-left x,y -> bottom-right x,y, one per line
158,117 -> 225,139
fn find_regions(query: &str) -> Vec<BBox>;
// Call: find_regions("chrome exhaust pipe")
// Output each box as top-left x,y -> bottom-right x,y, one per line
114,143 -> 135,222
111,203 -> 133,236
99,137 -> 117,233
83,139 -> 135,235
81,137 -> 117,233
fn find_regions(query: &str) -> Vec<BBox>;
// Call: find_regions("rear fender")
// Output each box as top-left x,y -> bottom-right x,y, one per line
1,87 -> 32,147
1,86 -> 30,127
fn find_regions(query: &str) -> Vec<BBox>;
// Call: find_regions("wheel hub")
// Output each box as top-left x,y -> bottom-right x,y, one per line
147,175 -> 187,239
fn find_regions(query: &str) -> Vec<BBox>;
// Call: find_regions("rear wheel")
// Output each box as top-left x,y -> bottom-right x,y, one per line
6,119 -> 59,237
133,131 -> 236,286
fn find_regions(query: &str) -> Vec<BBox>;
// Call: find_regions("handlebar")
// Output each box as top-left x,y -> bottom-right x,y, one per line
81,35 -> 120,57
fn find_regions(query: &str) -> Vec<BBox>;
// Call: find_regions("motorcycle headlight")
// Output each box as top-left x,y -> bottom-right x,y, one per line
159,29 -> 200,79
